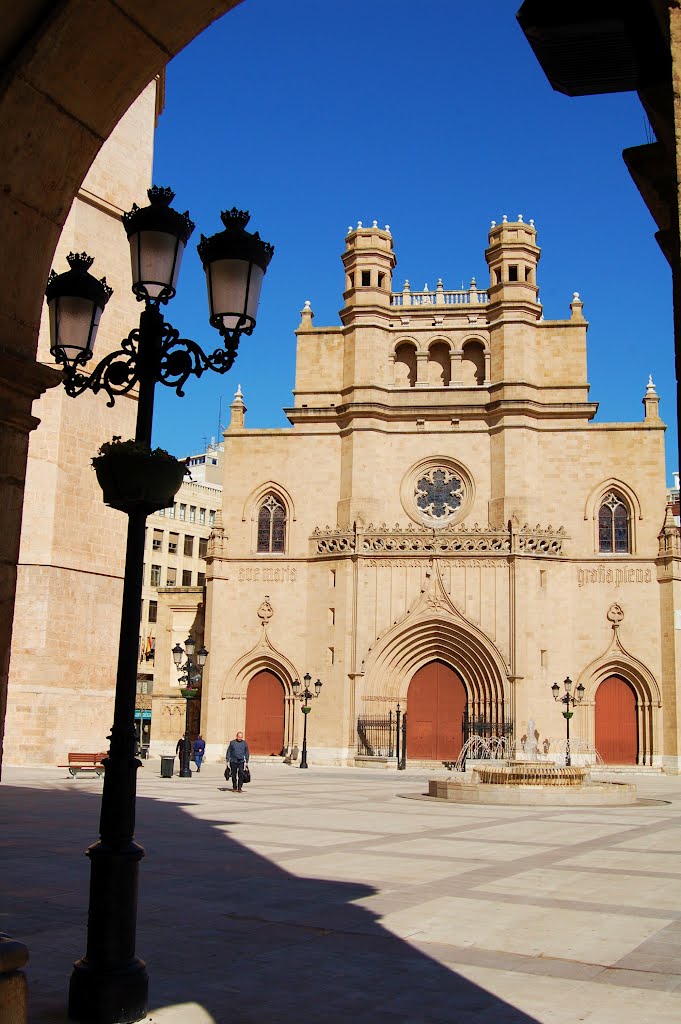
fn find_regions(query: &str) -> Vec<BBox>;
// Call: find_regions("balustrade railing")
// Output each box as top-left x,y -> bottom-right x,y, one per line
391,287 -> 488,307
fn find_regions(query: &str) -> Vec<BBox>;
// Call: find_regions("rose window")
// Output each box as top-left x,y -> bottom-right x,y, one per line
414,468 -> 463,520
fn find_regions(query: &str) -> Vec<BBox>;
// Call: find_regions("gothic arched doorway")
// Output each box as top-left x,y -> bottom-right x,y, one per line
245,670 -> 285,756
595,675 -> 638,764
407,660 -> 466,761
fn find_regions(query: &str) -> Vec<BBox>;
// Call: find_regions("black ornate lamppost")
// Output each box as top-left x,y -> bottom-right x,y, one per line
172,635 -> 208,778
551,676 -> 585,767
292,673 -> 322,769
44,186 -> 273,1024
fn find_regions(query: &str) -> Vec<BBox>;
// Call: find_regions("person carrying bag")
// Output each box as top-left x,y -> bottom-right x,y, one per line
225,731 -> 250,792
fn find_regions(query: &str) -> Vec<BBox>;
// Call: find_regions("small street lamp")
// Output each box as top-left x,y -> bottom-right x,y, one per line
551,676 -> 585,767
172,636 -> 208,779
291,673 -> 322,769
45,185 -> 272,1024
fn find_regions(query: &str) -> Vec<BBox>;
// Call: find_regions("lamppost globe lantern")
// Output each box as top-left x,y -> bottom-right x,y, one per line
564,676 -> 573,693
292,678 -> 300,695
45,252 -> 113,363
197,208 -> 274,339
551,681 -> 560,698
197,646 -> 208,667
576,682 -> 585,699
184,635 -> 196,659
171,643 -> 184,668
314,678 -> 322,696
303,672 -> 312,687
122,186 -> 195,304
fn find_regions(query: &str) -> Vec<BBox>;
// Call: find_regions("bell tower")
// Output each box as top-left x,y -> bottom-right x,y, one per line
340,220 -> 396,325
485,215 -> 541,318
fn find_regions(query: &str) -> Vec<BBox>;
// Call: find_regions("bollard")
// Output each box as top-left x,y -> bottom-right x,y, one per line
0,933 -> 29,1024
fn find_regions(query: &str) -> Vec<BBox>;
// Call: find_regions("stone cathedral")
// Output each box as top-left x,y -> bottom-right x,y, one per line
160,217 -> 681,772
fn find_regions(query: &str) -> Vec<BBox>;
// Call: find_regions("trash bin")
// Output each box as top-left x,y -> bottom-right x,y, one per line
160,755 -> 174,778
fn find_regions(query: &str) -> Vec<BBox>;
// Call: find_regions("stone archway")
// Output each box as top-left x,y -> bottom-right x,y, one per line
0,1 -> 243,773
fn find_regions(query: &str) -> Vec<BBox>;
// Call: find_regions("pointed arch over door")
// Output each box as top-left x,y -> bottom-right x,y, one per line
595,675 -> 638,764
246,670 -> 285,756
407,660 -> 466,761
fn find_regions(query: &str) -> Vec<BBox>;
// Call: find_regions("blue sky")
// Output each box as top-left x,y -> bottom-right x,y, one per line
153,0 -> 676,478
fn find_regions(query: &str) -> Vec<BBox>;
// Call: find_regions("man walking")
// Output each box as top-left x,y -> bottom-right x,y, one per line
226,731 -> 249,792
192,734 -> 206,772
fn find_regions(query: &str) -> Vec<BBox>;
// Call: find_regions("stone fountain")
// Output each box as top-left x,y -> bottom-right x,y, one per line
427,729 -> 637,805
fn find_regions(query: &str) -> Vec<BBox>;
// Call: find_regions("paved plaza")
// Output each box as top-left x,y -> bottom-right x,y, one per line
1,762 -> 680,1023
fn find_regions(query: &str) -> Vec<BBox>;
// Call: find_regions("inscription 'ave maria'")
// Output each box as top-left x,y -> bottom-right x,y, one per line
237,566 -> 297,583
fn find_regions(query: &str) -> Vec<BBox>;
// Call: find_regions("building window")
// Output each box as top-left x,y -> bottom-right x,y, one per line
257,495 -> 286,552
182,569 -> 193,586
179,504 -> 186,521
184,535 -> 194,557
197,572 -> 206,588
415,468 -> 463,520
199,507 -> 206,525
152,529 -> 163,551
158,508 -> 165,517
150,564 -> 161,587
169,503 -> 175,519
209,510 -> 215,527
199,537 -> 208,558
148,600 -> 158,623
598,492 -> 630,553
361,270 -> 371,286
167,567 -> 177,586
168,532 -> 178,554
189,506 -> 196,523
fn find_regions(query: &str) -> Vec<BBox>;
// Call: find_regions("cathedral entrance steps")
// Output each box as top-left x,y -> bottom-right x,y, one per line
403,759 -> 454,772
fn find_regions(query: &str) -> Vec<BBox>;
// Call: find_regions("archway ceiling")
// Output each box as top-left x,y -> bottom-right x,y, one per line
0,0 -> 242,358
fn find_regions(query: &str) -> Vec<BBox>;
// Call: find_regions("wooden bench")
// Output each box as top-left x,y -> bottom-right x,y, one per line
57,752 -> 108,778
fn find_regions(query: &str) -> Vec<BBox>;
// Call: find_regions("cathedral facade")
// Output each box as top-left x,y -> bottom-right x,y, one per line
196,218 -> 681,772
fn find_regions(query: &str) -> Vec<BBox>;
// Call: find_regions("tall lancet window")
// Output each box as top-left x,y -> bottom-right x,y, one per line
598,492 -> 630,553
257,495 -> 286,553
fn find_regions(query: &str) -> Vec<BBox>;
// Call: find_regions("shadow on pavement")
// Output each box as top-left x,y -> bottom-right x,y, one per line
0,779 -> 540,1024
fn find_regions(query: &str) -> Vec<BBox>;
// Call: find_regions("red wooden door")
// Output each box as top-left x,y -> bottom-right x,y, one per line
407,661 -> 466,760
595,675 -> 638,765
245,671 -> 285,756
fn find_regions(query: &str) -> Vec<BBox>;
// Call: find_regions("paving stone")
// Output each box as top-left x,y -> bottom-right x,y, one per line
1,763 -> 680,1024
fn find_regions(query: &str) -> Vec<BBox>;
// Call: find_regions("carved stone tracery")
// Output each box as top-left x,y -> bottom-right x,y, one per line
311,522 -> 566,557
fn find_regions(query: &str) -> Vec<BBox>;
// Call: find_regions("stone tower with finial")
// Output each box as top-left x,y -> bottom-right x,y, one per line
340,221 -> 396,325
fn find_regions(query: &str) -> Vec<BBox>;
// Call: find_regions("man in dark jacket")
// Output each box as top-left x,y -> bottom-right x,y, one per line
192,734 -> 206,772
226,731 -> 249,792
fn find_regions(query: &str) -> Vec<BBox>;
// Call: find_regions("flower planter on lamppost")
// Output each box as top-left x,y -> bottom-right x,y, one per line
292,673 -> 322,769
45,186 -> 273,1024
551,676 -> 585,767
92,438 -> 188,513
172,636 -> 207,779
